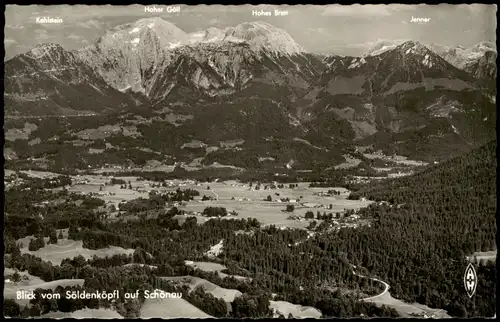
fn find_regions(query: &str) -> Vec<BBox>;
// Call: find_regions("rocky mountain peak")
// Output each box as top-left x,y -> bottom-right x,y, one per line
103,17 -> 188,49
223,21 -> 306,55
24,43 -> 69,60
397,40 -> 431,56
364,39 -> 406,57
14,43 -> 83,71
472,41 -> 496,53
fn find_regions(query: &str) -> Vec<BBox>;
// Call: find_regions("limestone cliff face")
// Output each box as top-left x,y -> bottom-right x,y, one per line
4,43 -> 137,115
77,17 -> 188,95
464,50 -> 497,80
77,18 -> 322,101
428,42 -> 496,79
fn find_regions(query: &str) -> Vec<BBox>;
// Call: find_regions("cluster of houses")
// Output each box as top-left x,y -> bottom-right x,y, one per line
4,176 -> 24,190
346,175 -> 387,184
183,210 -> 238,219
73,175 -> 91,184
88,191 -> 116,197
410,312 -> 441,319
276,197 -> 298,203
314,189 -> 348,197
231,197 -> 251,202
99,164 -> 134,170
322,219 -> 363,231
249,181 -> 298,191
387,171 -> 414,178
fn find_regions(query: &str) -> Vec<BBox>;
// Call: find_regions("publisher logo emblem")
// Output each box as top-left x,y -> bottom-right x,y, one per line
464,263 -> 477,298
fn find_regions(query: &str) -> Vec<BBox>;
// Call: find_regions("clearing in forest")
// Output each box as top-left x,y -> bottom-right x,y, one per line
4,270 -> 84,307
162,276 -> 242,303
139,292 -> 212,319
269,300 -> 322,318
17,235 -> 135,266
40,308 -> 123,319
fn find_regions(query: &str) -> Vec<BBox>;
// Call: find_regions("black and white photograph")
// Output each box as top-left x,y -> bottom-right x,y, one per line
3,3 -> 497,319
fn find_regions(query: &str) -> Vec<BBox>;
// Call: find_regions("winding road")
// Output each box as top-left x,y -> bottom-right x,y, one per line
351,267 -> 390,301
350,264 -> 451,318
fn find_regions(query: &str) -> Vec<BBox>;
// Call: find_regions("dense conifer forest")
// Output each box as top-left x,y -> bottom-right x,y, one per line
4,141 -> 496,318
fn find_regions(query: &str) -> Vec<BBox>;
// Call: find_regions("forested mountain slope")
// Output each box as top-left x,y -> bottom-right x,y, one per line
338,140 -> 496,317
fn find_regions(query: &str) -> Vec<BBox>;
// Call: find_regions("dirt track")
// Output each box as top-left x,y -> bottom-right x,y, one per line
351,269 -> 389,300
351,266 -> 451,318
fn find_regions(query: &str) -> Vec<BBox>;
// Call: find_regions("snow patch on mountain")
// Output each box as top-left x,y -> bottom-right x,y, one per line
402,41 -> 429,56
422,54 -> 433,68
181,22 -> 305,56
366,40 -> 495,75
348,57 -> 366,69
168,42 -> 182,49
364,39 -> 407,56
77,17 -> 189,95
186,27 -> 227,44
427,41 -> 496,70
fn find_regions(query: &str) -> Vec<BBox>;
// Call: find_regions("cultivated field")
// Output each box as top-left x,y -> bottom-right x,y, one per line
39,308 -> 123,319
139,293 -> 212,319
52,173 -> 372,229
4,267 -> 45,285
17,235 -> 135,266
333,154 -> 362,170
4,269 -> 84,307
466,250 -> 497,264
163,272 -> 321,318
269,300 -> 322,318
364,292 -> 451,318
162,276 -> 242,303
175,182 -> 371,229
19,170 -> 62,179
62,175 -> 153,211
5,122 -> 37,141
184,261 -> 251,282
185,261 -> 227,272
363,152 -> 429,166
92,166 -> 176,174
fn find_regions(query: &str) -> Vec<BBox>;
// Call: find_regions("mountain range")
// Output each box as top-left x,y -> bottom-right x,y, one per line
365,39 -> 497,82
4,18 -> 497,167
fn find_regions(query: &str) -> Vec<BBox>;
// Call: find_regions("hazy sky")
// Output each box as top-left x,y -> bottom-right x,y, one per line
4,4 -> 497,60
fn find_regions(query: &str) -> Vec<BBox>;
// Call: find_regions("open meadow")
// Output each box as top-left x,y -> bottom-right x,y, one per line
182,260 -> 321,317
52,173 -> 373,229
173,181 -> 372,229
362,152 -> 429,166
4,266 -> 84,307
162,276 -> 242,303
466,250 -> 497,264
269,300 -> 322,318
364,291 -> 451,318
139,292 -> 213,319
16,235 -> 135,266
39,308 -> 123,319
62,175 -> 152,211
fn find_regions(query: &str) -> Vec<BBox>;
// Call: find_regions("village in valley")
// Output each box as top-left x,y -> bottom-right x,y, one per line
5,169 -> 374,232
